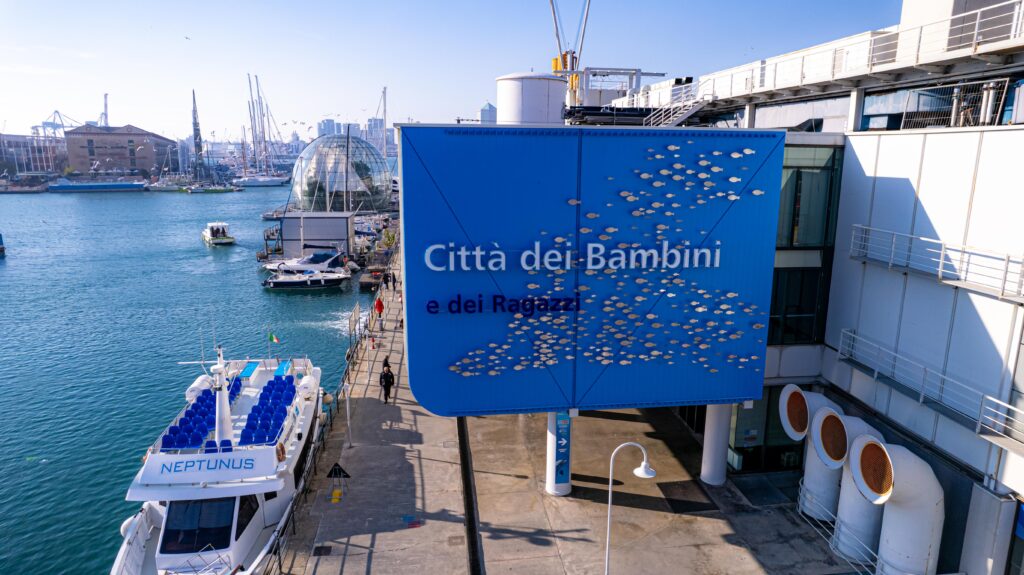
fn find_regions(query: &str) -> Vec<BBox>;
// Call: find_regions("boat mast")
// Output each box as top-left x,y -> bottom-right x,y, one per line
256,75 -> 268,176
247,74 -> 260,175
382,86 -> 388,158
192,90 -> 205,181
241,126 -> 249,177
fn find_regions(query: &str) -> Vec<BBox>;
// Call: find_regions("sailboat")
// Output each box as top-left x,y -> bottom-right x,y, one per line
232,75 -> 289,188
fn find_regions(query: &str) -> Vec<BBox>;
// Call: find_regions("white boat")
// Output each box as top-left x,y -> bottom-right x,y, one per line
232,175 -> 288,187
262,269 -> 351,290
189,185 -> 240,194
261,250 -> 359,274
203,222 -> 236,246
109,350 -> 324,575
149,178 -> 190,192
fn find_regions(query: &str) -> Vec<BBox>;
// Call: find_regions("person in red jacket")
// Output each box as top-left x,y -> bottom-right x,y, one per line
374,296 -> 385,330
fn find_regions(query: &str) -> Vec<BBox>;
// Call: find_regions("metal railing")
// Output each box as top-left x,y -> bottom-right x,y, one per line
839,329 -> 985,422
900,78 -> 1009,129
978,395 -> 1024,448
850,225 -> 1024,300
796,479 -> 875,575
620,0 -> 1024,107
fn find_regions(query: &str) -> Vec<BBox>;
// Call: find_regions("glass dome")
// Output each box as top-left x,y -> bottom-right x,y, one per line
290,135 -> 392,212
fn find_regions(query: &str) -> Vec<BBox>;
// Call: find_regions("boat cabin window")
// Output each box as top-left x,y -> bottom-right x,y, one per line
264,490 -> 278,501
303,252 -> 334,264
235,495 -> 260,541
160,497 -> 235,554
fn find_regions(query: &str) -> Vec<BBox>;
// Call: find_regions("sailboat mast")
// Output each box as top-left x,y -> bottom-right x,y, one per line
247,74 -> 260,174
192,90 -> 205,181
241,126 -> 249,177
255,75 -> 268,175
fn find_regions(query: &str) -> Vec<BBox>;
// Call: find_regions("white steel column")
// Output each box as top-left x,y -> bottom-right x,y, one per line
742,102 -> 756,128
700,403 -> 733,486
847,87 -> 864,132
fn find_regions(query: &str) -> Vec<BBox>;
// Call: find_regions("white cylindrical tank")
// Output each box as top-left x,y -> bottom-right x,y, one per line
810,407 -> 884,563
496,73 -> 567,125
779,384 -> 843,520
850,436 -> 945,575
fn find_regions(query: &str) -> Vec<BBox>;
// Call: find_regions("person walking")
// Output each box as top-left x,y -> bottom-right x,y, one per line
379,366 -> 395,404
381,270 -> 391,291
389,270 -> 398,289
374,296 -> 385,330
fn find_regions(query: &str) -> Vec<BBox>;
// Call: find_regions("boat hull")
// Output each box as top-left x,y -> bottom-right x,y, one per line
48,182 -> 147,192
263,275 -> 348,289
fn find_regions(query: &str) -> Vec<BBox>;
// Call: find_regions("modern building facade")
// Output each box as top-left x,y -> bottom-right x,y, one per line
65,124 -> 177,176
569,0 -> 1024,573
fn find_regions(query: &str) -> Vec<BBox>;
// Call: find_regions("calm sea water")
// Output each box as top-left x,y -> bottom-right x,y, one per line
0,187 -> 370,573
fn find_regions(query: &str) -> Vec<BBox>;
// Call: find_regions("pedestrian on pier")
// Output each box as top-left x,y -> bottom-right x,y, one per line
375,296 -> 385,330
381,271 -> 391,291
383,355 -> 391,370
379,366 -> 395,404
390,270 -> 398,289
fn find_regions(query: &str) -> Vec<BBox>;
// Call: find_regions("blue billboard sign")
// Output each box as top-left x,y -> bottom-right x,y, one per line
399,125 -> 784,416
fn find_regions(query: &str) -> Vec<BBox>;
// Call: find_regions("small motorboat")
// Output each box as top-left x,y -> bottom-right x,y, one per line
202,222 -> 236,246
262,269 -> 351,290
0,233 -> 5,257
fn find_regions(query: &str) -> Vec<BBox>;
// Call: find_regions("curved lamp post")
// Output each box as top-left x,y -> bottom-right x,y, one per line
604,442 -> 656,575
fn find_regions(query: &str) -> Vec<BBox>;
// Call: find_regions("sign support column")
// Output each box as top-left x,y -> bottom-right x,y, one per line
545,411 -> 572,496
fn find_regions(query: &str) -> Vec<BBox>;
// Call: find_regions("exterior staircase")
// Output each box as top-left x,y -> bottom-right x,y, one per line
643,97 -> 708,127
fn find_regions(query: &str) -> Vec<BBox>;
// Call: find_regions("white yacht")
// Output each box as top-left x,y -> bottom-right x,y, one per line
261,250 -> 359,274
232,175 -> 288,187
202,222 -> 236,246
262,269 -> 351,290
110,350 -> 324,575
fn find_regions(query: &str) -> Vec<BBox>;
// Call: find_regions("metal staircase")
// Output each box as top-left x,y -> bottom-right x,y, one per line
643,97 -> 707,127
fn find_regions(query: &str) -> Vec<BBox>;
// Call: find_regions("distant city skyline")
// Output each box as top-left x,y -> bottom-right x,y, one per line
0,0 -> 900,139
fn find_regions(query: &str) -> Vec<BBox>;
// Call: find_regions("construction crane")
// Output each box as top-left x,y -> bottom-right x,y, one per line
548,0 -> 591,107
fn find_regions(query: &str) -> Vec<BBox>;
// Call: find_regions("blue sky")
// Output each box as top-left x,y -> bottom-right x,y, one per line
0,0 -> 901,139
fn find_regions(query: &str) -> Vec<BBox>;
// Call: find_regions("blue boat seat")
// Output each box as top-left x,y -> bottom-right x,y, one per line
204,440 -> 218,454
205,415 -> 215,428
188,433 -> 203,448
174,434 -> 189,448
219,439 -> 233,452
254,430 -> 268,444
240,429 -> 254,445
161,435 -> 175,450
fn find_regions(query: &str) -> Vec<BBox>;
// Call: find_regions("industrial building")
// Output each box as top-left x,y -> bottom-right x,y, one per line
65,124 -> 177,176
532,0 -> 1024,573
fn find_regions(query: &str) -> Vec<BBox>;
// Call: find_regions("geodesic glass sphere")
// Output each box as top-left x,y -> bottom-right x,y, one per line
291,135 -> 391,212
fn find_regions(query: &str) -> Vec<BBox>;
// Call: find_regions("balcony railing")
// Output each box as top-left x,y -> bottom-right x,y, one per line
850,225 -> 1024,302
659,0 -> 1024,104
839,329 -> 985,424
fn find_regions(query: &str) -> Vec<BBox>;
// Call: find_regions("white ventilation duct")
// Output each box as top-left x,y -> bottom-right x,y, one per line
810,407 -> 884,563
778,384 -> 843,520
850,435 -> 945,575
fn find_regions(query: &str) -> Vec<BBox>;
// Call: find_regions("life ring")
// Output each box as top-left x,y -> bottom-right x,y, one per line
276,443 -> 287,462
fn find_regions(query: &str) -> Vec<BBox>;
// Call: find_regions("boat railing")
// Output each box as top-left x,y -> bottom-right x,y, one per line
110,507 -> 155,575
177,544 -> 233,575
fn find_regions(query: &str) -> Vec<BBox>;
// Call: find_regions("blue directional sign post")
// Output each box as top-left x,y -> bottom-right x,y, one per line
545,411 -> 572,495
399,124 -> 784,494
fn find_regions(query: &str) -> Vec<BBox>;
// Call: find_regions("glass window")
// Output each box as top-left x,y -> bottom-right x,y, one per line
777,147 -> 842,248
1007,502 -> 1024,574
160,498 -> 236,554
769,268 -> 827,345
235,495 -> 260,540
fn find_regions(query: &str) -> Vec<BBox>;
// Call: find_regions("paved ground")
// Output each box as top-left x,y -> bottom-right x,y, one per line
468,409 -> 853,575
281,240 -> 854,575
281,245 -> 470,575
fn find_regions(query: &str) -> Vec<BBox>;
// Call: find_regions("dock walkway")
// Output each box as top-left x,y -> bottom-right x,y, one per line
281,243 -> 470,574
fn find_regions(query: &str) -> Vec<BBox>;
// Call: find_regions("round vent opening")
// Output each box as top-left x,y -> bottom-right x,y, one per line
860,442 -> 894,496
820,414 -> 848,461
786,392 -> 808,434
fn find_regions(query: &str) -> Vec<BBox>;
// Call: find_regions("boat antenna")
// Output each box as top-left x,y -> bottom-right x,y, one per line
199,328 -> 210,375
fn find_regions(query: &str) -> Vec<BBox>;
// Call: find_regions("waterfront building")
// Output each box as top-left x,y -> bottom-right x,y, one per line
561,0 -> 1024,572
0,132 -> 66,175
65,124 -> 177,176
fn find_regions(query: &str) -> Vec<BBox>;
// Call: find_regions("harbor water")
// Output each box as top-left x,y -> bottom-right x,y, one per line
0,187 -> 371,573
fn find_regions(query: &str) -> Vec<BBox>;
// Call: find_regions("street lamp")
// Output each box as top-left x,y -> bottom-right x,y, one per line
604,441 -> 656,575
